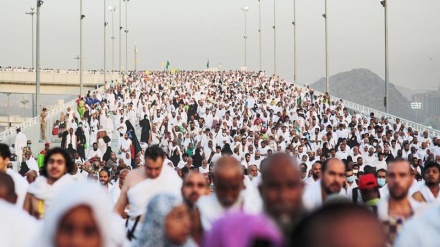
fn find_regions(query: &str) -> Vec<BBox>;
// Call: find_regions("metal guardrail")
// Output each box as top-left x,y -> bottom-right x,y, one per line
296,84 -> 440,137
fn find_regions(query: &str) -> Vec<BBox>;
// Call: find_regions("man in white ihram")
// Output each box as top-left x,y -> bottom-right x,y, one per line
114,145 -> 182,242
14,128 -> 27,164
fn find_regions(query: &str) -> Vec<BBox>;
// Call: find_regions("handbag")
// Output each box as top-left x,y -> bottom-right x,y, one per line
103,136 -> 111,143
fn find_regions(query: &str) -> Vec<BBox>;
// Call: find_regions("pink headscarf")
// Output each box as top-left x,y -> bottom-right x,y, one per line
202,213 -> 284,247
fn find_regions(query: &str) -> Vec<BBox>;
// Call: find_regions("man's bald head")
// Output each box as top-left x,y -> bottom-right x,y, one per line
0,173 -> 17,204
213,156 -> 244,208
259,153 -> 304,234
26,170 -> 38,184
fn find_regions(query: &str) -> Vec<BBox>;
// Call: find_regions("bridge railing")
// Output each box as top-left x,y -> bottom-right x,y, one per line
295,84 -> 440,136
0,85 -> 109,153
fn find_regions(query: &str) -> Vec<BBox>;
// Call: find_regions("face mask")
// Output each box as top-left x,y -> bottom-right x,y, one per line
353,169 -> 359,174
27,144 -> 31,147
377,178 -> 386,187
347,176 -> 355,183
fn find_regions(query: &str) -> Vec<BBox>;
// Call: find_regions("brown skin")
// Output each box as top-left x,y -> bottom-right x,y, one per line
212,156 -> 244,207
56,205 -> 102,247
0,155 -> 10,173
165,204 -> 191,245
387,160 -> 414,219
145,157 -> 164,179
192,156 -> 244,245
305,211 -> 386,247
320,158 -> 345,202
24,153 -> 68,219
26,170 -> 38,184
412,166 -> 440,202
181,172 -> 208,209
259,154 -> 304,234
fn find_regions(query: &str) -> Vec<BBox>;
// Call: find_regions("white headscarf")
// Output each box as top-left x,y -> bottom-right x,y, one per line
31,181 -> 125,247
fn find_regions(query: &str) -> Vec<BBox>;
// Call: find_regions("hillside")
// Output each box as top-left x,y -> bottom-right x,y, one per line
311,68 -> 421,122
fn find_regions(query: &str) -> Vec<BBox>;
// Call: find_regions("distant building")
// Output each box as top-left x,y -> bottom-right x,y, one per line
413,88 -> 440,117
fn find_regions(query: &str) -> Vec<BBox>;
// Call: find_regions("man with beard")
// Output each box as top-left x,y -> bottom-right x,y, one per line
377,158 -> 423,245
181,171 -> 208,210
305,161 -> 321,186
412,161 -> 440,203
99,169 -> 113,195
87,142 -> 103,160
302,158 -> 346,211
259,153 -> 304,238
247,164 -> 259,181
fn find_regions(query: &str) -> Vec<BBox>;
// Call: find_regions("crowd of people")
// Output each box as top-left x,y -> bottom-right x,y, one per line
1,70 -> 440,247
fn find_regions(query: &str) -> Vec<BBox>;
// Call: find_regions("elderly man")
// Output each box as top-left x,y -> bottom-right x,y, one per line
193,156 -> 262,244
259,153 -> 305,237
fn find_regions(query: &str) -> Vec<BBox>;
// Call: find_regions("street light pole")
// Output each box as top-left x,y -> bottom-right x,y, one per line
36,0 -> 43,116
25,8 -> 35,70
258,0 -> 262,71
104,0 -> 107,85
293,0 -> 297,84
273,0 -> 277,75
109,6 -> 116,72
323,0 -> 329,93
241,7 -> 249,68
124,0 -> 129,74
119,0 -> 122,73
80,0 -> 84,96
381,0 -> 389,113
134,42 -> 137,71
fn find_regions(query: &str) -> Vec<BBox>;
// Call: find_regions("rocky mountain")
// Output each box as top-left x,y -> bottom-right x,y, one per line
311,68 -> 422,123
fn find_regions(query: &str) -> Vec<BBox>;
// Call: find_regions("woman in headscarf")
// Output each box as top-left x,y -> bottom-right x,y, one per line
30,181 -> 125,247
202,212 -> 284,247
133,193 -> 196,247
102,146 -> 113,163
18,162 -> 30,177
170,149 -> 181,168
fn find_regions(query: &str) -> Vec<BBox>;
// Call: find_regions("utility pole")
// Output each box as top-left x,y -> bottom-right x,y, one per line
25,8 -> 35,70
80,0 -> 84,96
242,7 -> 249,68
258,0 -> 262,71
293,0 -> 297,84
273,0 -> 277,75
134,42 -> 137,71
36,0 -> 43,116
124,0 -> 129,74
323,0 -> 329,93
104,0 -> 107,85
119,0 -> 122,73
109,6 -> 116,72
381,0 -> 389,113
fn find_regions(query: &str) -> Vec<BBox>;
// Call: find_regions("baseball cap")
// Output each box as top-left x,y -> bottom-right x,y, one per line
45,142 -> 50,147
358,174 -> 378,190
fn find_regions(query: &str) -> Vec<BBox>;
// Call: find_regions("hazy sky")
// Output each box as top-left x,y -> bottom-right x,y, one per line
1,0 -> 440,90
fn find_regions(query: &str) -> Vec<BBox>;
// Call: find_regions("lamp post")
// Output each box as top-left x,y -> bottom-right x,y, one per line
292,0 -> 297,84
109,6 -> 116,72
6,93 -> 11,128
21,97 -> 29,120
273,0 -> 277,75
119,0 -> 122,72
381,0 -> 389,113
74,55 -> 80,71
80,0 -> 84,96
36,0 -> 43,117
258,0 -> 262,72
124,0 -> 129,74
241,6 -> 249,68
411,102 -> 422,123
104,0 -> 108,84
134,42 -> 137,71
25,8 -> 35,70
323,0 -> 329,93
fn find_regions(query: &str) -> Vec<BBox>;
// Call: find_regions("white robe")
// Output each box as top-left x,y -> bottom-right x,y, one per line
0,200 -> 39,247
14,132 -> 27,163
